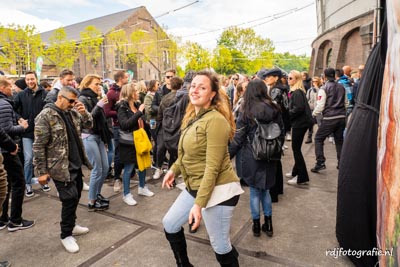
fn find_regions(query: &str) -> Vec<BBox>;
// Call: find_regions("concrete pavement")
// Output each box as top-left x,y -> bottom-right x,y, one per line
0,139 -> 354,267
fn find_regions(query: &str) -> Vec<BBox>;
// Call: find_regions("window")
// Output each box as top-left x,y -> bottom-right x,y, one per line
115,49 -> 124,69
326,48 -> 332,68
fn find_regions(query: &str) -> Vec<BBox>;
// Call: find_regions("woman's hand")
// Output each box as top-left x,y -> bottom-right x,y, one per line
188,204 -> 202,231
162,170 -> 175,189
139,104 -> 145,112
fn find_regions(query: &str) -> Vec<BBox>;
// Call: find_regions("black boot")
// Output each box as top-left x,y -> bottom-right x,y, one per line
305,135 -> 312,144
252,219 -> 260,237
165,228 -> 193,267
215,246 -> 239,267
261,216 -> 273,237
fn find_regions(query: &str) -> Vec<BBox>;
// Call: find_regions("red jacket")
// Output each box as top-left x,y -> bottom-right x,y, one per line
104,83 -> 121,126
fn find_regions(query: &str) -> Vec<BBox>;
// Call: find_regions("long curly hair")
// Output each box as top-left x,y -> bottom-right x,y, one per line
181,70 -> 236,140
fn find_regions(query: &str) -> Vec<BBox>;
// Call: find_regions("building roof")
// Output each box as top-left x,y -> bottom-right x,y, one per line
40,7 -> 142,43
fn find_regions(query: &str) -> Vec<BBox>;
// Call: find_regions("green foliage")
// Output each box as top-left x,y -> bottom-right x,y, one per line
44,27 -> 78,70
79,25 -> 103,71
181,41 -> 211,71
0,24 -> 42,75
273,52 -> 310,73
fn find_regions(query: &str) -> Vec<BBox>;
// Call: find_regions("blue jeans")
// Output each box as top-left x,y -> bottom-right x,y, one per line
22,138 -> 34,185
249,187 -> 272,219
162,190 -> 235,254
122,163 -> 145,196
107,139 -> 114,170
83,135 -> 109,201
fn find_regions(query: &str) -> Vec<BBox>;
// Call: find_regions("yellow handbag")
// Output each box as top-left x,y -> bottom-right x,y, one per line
133,119 -> 152,171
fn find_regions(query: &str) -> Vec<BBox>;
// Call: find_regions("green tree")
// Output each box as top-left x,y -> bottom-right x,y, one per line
79,25 -> 103,72
212,45 -> 234,75
216,26 -> 275,74
0,24 -> 42,75
105,29 -> 128,69
181,41 -> 211,71
44,27 -> 78,71
273,52 -> 310,73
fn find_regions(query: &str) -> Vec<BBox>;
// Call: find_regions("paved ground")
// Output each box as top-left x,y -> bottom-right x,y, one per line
0,138 -> 354,267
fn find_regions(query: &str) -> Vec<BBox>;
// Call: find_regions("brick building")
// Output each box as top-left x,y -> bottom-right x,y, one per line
40,6 -> 176,80
309,0 -> 379,77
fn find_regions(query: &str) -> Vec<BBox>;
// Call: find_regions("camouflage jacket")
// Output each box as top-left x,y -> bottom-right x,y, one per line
33,104 -> 93,182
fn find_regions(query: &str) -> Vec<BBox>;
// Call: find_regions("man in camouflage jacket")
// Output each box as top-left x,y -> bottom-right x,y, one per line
33,86 -> 93,253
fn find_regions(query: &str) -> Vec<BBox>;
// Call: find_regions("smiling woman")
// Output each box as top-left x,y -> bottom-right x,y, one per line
162,70 -> 243,266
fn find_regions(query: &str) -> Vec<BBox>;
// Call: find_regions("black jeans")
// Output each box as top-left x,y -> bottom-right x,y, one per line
150,128 -> 158,165
112,126 -> 124,180
0,153 -> 25,224
291,127 -> 309,183
314,118 -> 346,165
53,169 -> 83,239
156,130 -> 176,168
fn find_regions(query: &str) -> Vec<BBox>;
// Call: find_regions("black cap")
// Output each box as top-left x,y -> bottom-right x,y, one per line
257,68 -> 282,80
324,68 -> 336,80
15,78 -> 27,90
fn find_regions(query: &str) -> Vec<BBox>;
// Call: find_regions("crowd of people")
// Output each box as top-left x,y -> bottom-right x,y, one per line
0,64 -> 363,266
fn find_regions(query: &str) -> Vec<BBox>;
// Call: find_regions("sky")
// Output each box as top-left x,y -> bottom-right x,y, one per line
0,0 -> 318,56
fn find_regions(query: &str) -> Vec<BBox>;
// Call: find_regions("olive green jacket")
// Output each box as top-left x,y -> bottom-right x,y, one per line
171,108 -> 239,208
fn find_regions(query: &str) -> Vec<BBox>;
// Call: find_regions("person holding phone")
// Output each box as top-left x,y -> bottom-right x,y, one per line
162,71 -> 243,267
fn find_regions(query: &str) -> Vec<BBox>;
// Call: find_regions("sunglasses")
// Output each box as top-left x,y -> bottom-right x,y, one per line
165,76 -> 173,79
232,78 -> 239,81
61,95 -> 77,104
288,77 -> 295,80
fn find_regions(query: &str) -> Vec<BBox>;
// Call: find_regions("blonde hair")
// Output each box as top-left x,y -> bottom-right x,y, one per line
120,82 -> 137,101
181,71 -> 236,140
289,70 -> 305,92
78,74 -> 101,90
312,76 -> 322,88
136,80 -> 147,94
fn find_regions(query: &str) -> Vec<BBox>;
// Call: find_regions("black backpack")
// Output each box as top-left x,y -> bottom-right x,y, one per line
251,118 -> 283,161
162,94 -> 188,151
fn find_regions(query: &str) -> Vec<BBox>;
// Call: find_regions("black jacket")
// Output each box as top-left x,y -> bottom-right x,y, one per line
151,84 -> 171,115
78,88 -> 113,144
323,80 -> 346,119
289,89 -> 311,128
14,86 -> 47,139
229,101 -> 284,190
0,92 -> 25,139
0,127 -> 17,153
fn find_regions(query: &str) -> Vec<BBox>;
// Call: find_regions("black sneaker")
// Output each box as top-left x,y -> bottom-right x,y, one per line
41,184 -> 51,192
311,164 -> 326,173
0,260 -> 11,267
0,220 -> 8,230
88,200 -> 108,212
97,194 -> 110,204
25,185 -> 34,197
8,219 -> 35,232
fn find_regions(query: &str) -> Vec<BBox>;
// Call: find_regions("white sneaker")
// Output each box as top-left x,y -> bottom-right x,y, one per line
138,186 -> 154,197
114,179 -> 122,193
328,137 -> 334,143
287,177 -> 298,185
286,133 -> 292,141
61,236 -> 79,253
82,182 -> 89,191
72,225 -> 89,236
153,169 -> 162,179
123,193 -> 137,206
285,172 -> 295,178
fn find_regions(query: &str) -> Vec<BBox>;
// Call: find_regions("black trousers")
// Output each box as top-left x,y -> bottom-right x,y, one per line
270,160 -> 283,198
291,127 -> 309,183
156,131 -> 176,169
314,118 -> 345,165
53,169 -> 83,239
0,153 -> 25,224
